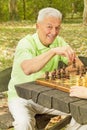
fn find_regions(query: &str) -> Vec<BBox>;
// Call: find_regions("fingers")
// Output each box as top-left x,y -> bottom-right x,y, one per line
69,86 -> 79,97
54,45 -> 76,63
69,86 -> 87,98
64,45 -> 76,62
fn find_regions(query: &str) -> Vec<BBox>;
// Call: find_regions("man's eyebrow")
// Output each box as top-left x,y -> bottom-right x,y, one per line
45,23 -> 61,28
46,23 -> 52,25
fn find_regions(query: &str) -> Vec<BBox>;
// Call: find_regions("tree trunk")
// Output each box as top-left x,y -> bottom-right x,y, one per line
83,0 -> 87,25
9,0 -> 18,21
23,0 -> 26,20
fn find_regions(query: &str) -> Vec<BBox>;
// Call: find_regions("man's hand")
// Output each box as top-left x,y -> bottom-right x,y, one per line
52,45 -> 76,63
70,86 -> 87,99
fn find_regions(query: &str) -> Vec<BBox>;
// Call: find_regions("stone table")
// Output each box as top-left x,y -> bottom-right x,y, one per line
15,81 -> 87,125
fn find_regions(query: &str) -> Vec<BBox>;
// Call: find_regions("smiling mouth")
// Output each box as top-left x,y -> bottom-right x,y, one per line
47,35 -> 55,41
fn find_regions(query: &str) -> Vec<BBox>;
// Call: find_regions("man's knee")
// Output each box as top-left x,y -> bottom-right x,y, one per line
13,117 -> 36,130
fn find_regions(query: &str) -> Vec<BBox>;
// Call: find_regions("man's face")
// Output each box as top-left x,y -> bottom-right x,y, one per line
36,16 -> 61,47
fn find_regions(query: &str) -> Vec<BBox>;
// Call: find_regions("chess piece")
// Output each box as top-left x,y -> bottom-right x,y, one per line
51,71 -> 56,80
66,71 -> 70,79
53,69 -> 57,78
84,67 -> 87,74
76,66 -> 80,75
45,71 -> 49,80
57,69 -> 61,79
72,59 -> 76,68
85,67 -> 87,72
80,66 -> 85,76
61,66 -> 66,78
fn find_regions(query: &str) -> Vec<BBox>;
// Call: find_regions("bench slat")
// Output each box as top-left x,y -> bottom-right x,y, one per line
0,67 -> 12,92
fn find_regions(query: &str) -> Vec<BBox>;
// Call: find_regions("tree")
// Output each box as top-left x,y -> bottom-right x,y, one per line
8,0 -> 18,20
83,0 -> 87,25
22,0 -> 26,20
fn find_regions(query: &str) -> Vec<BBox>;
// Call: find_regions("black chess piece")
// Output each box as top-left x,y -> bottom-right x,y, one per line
72,59 -> 76,68
45,71 -> 49,80
51,71 -> 56,80
83,66 -> 86,74
57,69 -> 61,79
66,71 -> 70,79
81,66 -> 85,75
61,66 -> 66,78
53,69 -> 57,78
85,66 -> 87,72
76,66 -> 80,75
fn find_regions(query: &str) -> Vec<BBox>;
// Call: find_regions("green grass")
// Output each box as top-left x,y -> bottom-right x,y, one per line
0,21 -> 87,71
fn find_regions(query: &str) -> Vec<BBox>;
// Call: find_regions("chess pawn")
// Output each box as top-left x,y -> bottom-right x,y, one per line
53,69 -> 57,78
80,71 -> 84,77
81,66 -> 85,75
83,67 -> 86,74
76,66 -> 80,75
51,71 -> 56,80
66,71 -> 70,79
85,72 -> 87,80
61,66 -> 66,78
85,67 -> 87,72
57,69 -> 61,79
45,71 -> 49,80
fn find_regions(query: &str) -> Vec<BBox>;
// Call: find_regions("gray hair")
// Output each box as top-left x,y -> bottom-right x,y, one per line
37,7 -> 62,22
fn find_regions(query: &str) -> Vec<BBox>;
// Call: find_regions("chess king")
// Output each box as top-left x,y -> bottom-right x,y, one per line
7,7 -> 83,130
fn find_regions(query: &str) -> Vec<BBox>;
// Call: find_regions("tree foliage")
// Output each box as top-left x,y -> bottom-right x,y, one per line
0,0 -> 84,22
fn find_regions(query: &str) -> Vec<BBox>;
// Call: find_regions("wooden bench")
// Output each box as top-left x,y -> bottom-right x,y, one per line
0,67 -> 14,129
0,67 -> 12,92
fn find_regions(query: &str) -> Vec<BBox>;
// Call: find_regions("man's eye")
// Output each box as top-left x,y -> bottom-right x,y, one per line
47,26 -> 52,29
56,26 -> 61,30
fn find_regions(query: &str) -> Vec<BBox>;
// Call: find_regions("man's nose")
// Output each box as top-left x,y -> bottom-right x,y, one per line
51,28 -> 58,35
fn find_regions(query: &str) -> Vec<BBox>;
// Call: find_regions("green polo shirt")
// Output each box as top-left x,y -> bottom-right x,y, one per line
8,33 -> 68,101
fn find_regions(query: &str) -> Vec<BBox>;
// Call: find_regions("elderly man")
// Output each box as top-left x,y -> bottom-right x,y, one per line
8,7 -> 75,130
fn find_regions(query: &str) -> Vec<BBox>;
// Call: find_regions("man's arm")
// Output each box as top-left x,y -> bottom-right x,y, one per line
21,45 -> 75,75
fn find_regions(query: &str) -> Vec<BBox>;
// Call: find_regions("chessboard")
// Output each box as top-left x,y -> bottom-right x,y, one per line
36,57 -> 87,93
36,77 -> 75,93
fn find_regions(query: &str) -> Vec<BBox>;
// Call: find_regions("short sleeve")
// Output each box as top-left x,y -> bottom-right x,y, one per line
14,36 -> 36,64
